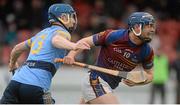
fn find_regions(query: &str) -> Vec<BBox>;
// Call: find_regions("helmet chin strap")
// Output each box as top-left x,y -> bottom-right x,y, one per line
58,14 -> 70,25
131,24 -> 142,36
49,13 -> 72,33
131,24 -> 150,43
58,14 -> 74,33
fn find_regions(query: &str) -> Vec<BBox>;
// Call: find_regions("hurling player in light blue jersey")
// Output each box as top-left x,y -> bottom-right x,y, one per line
0,3 -> 90,104
64,12 -> 156,104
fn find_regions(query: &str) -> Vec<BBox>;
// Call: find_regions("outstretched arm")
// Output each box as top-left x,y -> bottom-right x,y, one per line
64,29 -> 114,64
65,29 -> 115,59
52,31 -> 90,50
123,45 -> 154,86
64,36 -> 94,64
9,41 -> 30,72
123,67 -> 154,87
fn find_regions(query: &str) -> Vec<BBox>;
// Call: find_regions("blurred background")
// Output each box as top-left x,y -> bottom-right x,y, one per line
0,0 -> 180,104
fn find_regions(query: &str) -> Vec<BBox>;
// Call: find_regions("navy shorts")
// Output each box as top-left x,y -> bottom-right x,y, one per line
0,80 -> 54,104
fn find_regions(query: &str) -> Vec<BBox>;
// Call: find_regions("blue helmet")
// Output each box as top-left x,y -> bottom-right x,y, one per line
127,12 -> 155,43
48,3 -> 77,33
128,12 -> 155,29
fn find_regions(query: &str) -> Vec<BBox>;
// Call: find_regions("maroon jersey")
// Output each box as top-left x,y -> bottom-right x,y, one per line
91,29 -> 154,89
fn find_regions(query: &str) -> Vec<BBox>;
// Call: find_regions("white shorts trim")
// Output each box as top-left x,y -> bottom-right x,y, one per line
81,72 -> 113,102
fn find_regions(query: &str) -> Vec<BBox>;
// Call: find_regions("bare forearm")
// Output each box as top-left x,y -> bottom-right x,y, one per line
140,70 -> 153,85
67,50 -> 83,58
55,40 -> 75,50
10,48 -> 23,66
10,42 -> 29,66
67,36 -> 94,57
52,35 -> 75,50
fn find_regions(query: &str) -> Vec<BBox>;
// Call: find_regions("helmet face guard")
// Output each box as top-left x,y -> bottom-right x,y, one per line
67,12 -> 77,33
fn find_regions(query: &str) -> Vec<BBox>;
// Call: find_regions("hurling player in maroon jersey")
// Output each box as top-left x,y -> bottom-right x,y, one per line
64,12 -> 156,104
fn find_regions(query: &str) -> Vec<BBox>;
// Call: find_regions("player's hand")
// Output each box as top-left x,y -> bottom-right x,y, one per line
63,56 -> 75,64
9,62 -> 19,72
74,41 -> 90,50
122,79 -> 148,86
122,79 -> 136,87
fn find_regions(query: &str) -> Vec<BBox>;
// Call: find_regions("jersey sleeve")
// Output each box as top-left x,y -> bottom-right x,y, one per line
24,36 -> 35,48
142,46 -> 154,69
92,29 -> 112,46
53,30 -> 71,41
92,29 -> 126,46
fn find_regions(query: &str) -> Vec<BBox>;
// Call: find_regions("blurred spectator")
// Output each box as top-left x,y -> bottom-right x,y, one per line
0,0 -> 9,46
94,0 -> 105,16
73,0 -> 93,30
12,0 -> 29,29
121,3 -> 138,23
29,0 -> 46,29
89,14 -> 107,32
157,19 -> 179,64
0,21 -> 6,45
0,0 -> 10,25
1,13 -> 17,65
104,0 -> 125,19
149,48 -> 169,104
4,14 -> 17,45
171,52 -> 180,104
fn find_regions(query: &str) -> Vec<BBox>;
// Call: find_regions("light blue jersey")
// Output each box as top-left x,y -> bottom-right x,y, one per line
12,25 -> 71,91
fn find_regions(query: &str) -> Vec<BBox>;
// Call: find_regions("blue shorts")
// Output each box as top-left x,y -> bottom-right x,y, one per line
0,80 -> 55,104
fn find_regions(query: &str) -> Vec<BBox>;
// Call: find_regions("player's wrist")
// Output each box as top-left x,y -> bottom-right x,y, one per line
67,51 -> 76,57
71,43 -> 77,50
